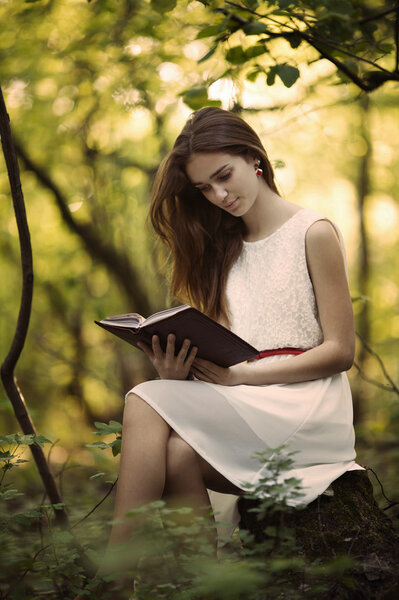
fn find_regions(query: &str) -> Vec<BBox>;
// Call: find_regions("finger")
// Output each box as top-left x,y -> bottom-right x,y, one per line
191,362 -> 210,378
191,366 -> 212,383
165,333 -> 176,358
192,358 -> 218,377
151,335 -> 164,360
137,341 -> 154,360
184,345 -> 198,368
193,357 -> 215,369
177,338 -> 191,362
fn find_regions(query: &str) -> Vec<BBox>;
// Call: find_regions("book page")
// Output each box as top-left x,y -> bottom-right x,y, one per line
143,304 -> 190,326
101,313 -> 144,327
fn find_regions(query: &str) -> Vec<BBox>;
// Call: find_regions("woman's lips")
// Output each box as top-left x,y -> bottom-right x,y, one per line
224,198 -> 238,210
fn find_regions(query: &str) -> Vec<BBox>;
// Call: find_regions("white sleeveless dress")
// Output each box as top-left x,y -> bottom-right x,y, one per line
126,209 -> 362,522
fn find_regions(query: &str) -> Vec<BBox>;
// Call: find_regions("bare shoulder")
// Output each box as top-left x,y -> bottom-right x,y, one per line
305,219 -> 343,260
306,219 -> 340,244
305,219 -> 347,286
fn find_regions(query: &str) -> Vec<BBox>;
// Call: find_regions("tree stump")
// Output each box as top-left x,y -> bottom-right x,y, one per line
238,470 -> 399,599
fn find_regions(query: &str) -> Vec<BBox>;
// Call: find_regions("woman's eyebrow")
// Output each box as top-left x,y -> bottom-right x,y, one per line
192,163 -> 230,186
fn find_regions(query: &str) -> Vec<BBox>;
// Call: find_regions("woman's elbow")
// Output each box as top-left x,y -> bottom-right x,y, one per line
340,352 -> 354,372
336,341 -> 355,372
325,338 -> 355,372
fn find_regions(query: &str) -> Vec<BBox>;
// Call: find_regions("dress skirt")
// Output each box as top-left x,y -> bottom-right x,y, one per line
126,354 -> 362,514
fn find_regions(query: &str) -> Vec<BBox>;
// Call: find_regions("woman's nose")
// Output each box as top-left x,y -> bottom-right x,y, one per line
214,184 -> 228,201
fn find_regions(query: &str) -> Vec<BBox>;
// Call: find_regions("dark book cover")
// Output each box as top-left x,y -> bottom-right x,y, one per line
95,305 -> 258,368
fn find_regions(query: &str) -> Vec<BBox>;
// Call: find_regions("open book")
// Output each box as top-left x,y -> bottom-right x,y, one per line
95,305 -> 259,368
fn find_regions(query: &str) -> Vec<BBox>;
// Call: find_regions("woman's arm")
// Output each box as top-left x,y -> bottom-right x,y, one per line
192,220 -> 355,386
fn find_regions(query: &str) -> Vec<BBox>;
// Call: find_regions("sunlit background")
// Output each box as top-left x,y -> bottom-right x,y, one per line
1,0 -> 398,513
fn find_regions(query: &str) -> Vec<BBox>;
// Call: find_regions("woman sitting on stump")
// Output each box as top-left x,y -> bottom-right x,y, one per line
97,107 -> 363,592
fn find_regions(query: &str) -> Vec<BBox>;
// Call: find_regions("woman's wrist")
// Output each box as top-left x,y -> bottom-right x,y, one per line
233,362 -> 260,385
236,361 -> 274,386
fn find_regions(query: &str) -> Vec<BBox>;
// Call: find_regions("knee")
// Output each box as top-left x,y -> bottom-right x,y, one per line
166,432 -> 197,482
123,393 -> 159,430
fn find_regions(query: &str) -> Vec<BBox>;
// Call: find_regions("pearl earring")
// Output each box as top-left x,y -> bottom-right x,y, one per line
254,161 -> 263,177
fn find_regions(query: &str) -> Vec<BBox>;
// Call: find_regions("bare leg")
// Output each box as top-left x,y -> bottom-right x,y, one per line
87,393 -> 242,598
162,431 -> 243,552
108,393 -> 171,548
162,431 -> 216,549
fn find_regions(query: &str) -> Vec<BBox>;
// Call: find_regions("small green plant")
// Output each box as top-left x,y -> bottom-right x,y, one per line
0,429 -> 358,599
0,433 -> 52,498
86,420 -> 122,456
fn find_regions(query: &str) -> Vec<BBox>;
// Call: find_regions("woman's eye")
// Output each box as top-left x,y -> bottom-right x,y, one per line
219,171 -> 231,181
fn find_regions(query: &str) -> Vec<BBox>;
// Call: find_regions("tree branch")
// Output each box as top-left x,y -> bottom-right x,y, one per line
358,6 -> 398,25
355,333 -> 399,396
0,85 -> 68,526
223,1 -> 399,91
14,139 -> 152,316
71,479 -> 117,529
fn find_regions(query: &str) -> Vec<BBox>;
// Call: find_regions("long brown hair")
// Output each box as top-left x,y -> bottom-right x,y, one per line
150,107 -> 278,323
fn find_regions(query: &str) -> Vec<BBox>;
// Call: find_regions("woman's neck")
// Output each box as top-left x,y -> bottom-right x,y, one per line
242,185 -> 300,242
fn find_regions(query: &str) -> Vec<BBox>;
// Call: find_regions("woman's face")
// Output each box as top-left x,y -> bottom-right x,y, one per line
185,152 -> 262,217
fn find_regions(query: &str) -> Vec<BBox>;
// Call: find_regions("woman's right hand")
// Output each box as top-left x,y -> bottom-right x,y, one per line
137,334 -> 197,380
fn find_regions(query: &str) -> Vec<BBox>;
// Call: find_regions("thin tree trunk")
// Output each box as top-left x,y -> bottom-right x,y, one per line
0,85 -> 68,526
353,94 -> 372,424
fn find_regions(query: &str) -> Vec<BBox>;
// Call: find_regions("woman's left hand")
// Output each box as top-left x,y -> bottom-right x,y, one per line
191,358 -> 248,386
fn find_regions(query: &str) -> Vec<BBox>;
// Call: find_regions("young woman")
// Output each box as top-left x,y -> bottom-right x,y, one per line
103,107 -> 362,585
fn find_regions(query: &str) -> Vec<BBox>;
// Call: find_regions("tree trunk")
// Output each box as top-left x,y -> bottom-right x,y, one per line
0,84 -> 68,526
239,470 -> 399,599
352,94 -> 372,424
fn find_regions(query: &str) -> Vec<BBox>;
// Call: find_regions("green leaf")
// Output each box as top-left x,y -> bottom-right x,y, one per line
19,435 -> 36,445
198,46 -> 217,64
342,59 -> 358,75
33,435 -> 52,447
243,22 -> 268,36
266,68 -> 276,86
109,420 -> 122,432
277,0 -> 293,8
89,472 -> 105,480
0,488 -> 23,501
226,46 -> 246,65
93,420 -> 122,435
111,437 -> 122,457
362,21 -> 377,39
288,32 -> 302,49
242,0 -> 259,9
273,159 -> 286,169
196,25 -> 220,40
0,451 -> 13,460
150,0 -> 177,13
245,44 -> 267,59
378,43 -> 393,54
86,441 -> 109,450
246,69 -> 262,82
276,64 -> 300,87
180,87 -> 221,110
329,0 -> 353,16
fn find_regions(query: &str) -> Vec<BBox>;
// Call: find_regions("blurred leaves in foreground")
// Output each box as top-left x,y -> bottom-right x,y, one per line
0,2 -> 398,594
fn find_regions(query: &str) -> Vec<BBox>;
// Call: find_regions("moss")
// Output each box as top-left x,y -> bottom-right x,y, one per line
238,471 -> 399,599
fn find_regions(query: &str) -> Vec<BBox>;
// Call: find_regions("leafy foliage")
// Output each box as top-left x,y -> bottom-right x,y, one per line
0,440 -> 358,599
191,0 -> 399,93
86,420 -> 123,457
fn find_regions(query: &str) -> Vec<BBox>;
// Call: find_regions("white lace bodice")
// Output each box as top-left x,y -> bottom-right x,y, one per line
226,209 -> 345,351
